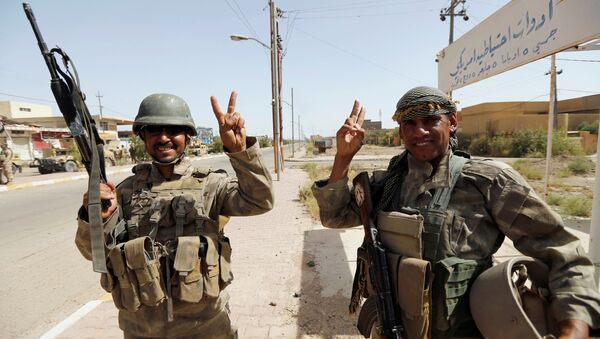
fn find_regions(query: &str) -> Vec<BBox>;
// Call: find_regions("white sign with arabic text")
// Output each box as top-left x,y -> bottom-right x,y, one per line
437,0 -> 600,92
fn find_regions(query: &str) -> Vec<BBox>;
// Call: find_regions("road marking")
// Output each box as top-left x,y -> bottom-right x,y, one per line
39,299 -> 103,339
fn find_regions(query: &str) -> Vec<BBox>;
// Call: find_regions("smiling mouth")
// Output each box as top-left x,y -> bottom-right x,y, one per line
413,139 -> 434,147
155,143 -> 175,152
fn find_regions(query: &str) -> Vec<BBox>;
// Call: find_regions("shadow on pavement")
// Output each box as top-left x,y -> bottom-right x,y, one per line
297,228 -> 362,337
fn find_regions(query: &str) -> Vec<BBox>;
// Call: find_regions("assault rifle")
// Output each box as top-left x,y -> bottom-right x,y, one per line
353,172 -> 403,339
23,3 -> 109,273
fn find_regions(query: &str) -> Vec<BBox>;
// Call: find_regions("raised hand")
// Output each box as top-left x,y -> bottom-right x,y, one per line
83,182 -> 117,222
211,91 -> 247,153
328,100 -> 366,183
336,100 -> 366,159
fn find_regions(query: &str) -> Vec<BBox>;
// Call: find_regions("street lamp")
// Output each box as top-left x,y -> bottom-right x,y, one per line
230,34 -> 271,50
230,33 -> 283,181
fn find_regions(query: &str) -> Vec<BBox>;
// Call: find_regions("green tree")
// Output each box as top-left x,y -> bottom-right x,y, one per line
209,136 -> 224,153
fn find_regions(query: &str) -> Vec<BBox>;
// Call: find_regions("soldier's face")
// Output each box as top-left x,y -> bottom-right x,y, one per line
140,125 -> 188,163
400,112 -> 457,165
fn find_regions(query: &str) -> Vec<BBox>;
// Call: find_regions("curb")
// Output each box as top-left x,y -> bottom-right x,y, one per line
0,153 -> 229,193
0,167 -> 133,193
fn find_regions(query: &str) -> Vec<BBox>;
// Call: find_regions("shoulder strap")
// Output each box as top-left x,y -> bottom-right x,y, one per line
422,154 -> 469,263
429,154 -> 468,211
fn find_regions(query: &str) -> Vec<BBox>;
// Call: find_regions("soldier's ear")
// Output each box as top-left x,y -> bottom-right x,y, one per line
448,112 -> 458,132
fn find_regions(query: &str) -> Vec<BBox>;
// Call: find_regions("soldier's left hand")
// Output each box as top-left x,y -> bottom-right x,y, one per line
557,319 -> 589,339
211,91 -> 247,153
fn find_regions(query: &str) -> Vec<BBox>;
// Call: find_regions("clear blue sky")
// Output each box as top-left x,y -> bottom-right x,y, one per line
1,0 -> 598,138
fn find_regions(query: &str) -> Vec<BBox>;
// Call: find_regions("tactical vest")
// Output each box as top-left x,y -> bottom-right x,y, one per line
100,164 -> 233,320
356,153 -> 490,339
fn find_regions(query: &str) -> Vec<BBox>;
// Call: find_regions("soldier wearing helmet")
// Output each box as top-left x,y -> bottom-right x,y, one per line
76,91 -> 273,338
312,86 -> 599,338
0,143 -> 14,184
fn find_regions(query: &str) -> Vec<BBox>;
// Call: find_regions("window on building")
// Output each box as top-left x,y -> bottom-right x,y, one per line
100,122 -> 109,130
19,107 -> 32,112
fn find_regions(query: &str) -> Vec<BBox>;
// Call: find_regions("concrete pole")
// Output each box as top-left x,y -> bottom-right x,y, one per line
543,55 -> 557,198
448,1 -> 455,98
96,90 -> 104,127
276,19 -> 284,172
590,122 -> 600,287
269,0 -> 281,181
291,87 -> 294,157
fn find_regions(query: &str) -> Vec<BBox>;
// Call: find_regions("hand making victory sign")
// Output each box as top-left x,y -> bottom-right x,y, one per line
211,91 -> 247,153
328,100 -> 366,183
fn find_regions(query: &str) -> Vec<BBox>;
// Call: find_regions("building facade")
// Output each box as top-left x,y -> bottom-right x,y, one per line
459,94 -> 600,135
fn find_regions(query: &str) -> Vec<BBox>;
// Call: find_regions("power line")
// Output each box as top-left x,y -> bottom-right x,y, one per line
556,58 -> 600,63
223,0 -> 262,41
294,9 -> 436,20
295,27 -> 419,82
0,92 -> 55,104
288,0 -> 436,14
558,89 -> 600,94
0,91 -> 129,115
460,93 -> 550,112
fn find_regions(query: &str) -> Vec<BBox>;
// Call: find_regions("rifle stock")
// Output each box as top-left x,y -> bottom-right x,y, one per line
23,3 -> 108,273
353,172 -> 403,339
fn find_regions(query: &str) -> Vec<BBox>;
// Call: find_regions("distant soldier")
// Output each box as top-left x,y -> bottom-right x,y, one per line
121,145 -> 130,163
0,144 -> 14,184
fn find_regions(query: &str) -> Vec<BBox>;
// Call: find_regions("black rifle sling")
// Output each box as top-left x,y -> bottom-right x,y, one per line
63,54 -> 108,273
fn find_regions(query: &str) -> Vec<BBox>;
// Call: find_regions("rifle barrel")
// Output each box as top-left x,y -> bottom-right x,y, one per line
23,3 -> 60,80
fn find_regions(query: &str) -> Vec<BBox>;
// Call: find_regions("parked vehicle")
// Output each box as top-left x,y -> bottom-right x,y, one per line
38,149 -> 78,174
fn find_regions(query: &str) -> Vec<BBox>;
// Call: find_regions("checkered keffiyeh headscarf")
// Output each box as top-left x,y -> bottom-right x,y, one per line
393,86 -> 459,151
392,86 -> 456,123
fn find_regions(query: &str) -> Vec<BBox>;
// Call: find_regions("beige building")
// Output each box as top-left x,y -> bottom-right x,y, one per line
0,100 -> 133,163
459,94 -> 600,135
0,100 -> 53,119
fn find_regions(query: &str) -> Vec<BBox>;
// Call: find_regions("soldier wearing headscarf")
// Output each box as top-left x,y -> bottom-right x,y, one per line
311,86 -> 599,339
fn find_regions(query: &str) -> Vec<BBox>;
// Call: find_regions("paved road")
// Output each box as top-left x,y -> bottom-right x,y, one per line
0,146 -> 286,339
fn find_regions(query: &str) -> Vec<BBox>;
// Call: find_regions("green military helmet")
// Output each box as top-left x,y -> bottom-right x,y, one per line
392,86 -> 456,123
133,93 -> 197,136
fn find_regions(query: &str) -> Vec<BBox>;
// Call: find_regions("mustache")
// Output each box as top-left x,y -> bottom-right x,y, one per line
154,142 -> 174,148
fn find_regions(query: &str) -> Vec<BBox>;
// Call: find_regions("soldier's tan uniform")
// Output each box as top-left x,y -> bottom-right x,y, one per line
312,150 -> 600,337
76,138 -> 273,338
0,145 -> 14,184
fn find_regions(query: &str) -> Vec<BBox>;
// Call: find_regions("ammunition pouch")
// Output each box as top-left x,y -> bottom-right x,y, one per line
379,210 -> 432,339
102,233 -> 234,311
378,210 -> 423,258
432,257 -> 490,338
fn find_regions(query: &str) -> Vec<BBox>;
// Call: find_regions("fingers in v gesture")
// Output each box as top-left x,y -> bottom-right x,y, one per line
335,100 -> 366,157
211,91 -> 247,153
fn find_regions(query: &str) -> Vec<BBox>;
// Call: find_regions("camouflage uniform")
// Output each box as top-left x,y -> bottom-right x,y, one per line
312,149 -> 600,337
76,138 -> 273,338
0,145 -> 13,184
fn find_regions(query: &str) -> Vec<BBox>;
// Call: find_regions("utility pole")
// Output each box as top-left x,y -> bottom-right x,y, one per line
548,55 -> 560,130
277,15 -> 284,172
269,0 -> 282,180
291,87 -> 294,157
543,54 -> 559,198
440,0 -> 468,98
298,115 -> 301,145
96,90 -> 104,128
